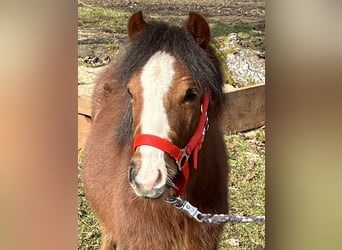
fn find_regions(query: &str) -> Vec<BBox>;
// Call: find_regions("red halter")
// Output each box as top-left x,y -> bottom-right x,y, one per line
133,92 -> 210,195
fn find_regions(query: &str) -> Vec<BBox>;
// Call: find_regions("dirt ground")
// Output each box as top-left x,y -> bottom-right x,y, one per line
80,0 -> 265,23
78,0 -> 265,66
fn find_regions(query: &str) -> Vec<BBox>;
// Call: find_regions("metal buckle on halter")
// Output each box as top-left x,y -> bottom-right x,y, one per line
165,195 -> 184,207
166,195 -> 203,222
175,148 -> 190,171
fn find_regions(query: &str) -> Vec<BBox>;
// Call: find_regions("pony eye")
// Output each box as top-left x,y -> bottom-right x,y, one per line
183,88 -> 198,103
127,88 -> 133,99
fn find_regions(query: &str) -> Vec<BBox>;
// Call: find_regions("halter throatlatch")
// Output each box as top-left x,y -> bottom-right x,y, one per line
133,92 -> 210,195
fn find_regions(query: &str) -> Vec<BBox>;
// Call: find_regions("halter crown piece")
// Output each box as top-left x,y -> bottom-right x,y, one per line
133,92 -> 210,195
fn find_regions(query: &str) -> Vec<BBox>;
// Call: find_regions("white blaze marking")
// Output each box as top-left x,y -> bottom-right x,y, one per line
135,51 -> 175,189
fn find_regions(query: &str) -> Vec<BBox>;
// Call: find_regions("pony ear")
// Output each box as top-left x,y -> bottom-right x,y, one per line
128,11 -> 147,38
186,11 -> 211,49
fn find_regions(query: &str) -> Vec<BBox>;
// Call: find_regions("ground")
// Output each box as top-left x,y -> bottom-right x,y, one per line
78,0 -> 265,64
80,0 -> 265,21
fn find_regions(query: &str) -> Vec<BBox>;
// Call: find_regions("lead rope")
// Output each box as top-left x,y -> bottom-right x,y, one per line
166,195 -> 265,224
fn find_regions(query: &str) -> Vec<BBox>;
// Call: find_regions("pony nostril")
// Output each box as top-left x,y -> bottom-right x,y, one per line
128,162 -> 136,184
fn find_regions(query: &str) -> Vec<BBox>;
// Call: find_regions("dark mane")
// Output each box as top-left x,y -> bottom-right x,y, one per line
115,21 -> 225,144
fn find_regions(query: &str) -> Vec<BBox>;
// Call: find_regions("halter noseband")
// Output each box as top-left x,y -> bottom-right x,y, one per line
133,92 -> 210,195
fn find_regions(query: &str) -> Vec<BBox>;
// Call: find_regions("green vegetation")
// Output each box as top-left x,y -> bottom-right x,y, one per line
78,6 -> 131,33
219,128 -> 265,249
210,21 -> 264,38
212,37 -> 239,86
78,61 -> 93,67
78,7 -> 264,45
107,42 -> 120,52
210,21 -> 265,54
78,150 -> 102,249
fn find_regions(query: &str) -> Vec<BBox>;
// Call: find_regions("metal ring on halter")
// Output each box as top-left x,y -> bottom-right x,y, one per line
175,148 -> 190,171
165,195 -> 184,208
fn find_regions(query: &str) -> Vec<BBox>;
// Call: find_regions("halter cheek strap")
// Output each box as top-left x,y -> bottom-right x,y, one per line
133,92 -> 210,195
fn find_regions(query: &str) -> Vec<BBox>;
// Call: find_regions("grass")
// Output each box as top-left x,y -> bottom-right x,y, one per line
78,6 -> 265,48
78,150 -> 102,249
219,128 -> 265,249
78,128 -> 265,249
210,21 -> 265,39
78,6 -> 131,33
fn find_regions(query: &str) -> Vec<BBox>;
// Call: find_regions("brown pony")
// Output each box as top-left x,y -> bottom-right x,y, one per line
83,11 -> 229,250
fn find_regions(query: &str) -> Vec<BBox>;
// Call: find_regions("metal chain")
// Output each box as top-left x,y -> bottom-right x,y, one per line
166,195 -> 265,224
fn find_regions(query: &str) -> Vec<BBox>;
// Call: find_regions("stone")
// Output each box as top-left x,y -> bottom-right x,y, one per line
78,65 -> 106,97
78,84 -> 95,97
219,33 -> 265,88
78,65 -> 106,85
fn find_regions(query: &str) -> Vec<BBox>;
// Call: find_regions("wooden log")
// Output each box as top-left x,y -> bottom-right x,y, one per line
78,96 -> 92,117
78,84 -> 265,148
78,114 -> 92,149
222,84 -> 265,132
78,96 -> 92,149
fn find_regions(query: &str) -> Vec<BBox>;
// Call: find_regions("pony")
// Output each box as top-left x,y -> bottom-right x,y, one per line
83,11 -> 229,250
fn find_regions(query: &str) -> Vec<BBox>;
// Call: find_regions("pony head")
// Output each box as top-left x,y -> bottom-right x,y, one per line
126,11 -> 223,198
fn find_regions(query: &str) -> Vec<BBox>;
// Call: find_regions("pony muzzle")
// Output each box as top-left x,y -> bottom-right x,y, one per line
128,157 -> 167,199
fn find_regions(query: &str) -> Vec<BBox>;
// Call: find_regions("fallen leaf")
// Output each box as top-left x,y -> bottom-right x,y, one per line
227,238 -> 240,246
246,172 -> 255,181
